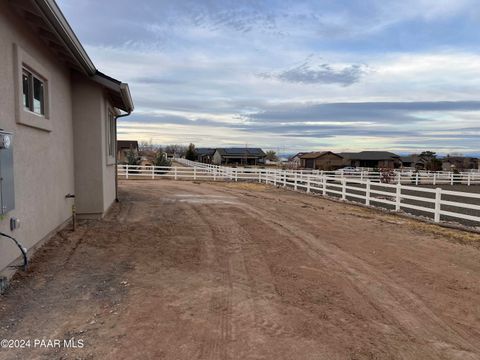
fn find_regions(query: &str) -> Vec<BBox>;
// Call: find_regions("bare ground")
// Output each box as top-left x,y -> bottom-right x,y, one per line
1,180 -> 480,360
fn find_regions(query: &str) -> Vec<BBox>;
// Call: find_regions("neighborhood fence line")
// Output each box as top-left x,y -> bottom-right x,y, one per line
118,161 -> 480,226
175,158 -> 480,185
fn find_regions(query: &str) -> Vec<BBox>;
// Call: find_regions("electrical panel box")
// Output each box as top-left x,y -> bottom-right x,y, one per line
0,131 -> 14,215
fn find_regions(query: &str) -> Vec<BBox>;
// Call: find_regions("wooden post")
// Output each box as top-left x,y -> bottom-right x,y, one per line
434,187 -> 442,223
467,173 -> 471,186
415,172 -> 419,185
395,183 -> 401,211
433,173 -> 436,185
294,173 -> 298,190
174,167 -> 177,180
306,176 -> 311,193
450,173 -> 454,185
152,166 -> 155,179
341,178 -> 346,200
365,179 -> 370,205
125,164 -> 129,179
194,167 -> 197,180
322,176 -> 327,196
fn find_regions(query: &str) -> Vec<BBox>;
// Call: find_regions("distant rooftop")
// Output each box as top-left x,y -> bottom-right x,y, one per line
117,140 -> 138,150
216,148 -> 266,157
338,151 -> 400,160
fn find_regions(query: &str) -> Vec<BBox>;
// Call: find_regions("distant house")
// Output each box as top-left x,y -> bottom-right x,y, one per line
212,148 -> 266,165
117,140 -> 139,163
300,152 -> 344,170
288,152 -> 307,168
400,156 -> 414,168
339,151 -> 401,169
442,156 -> 479,171
401,155 -> 430,170
196,148 -> 216,164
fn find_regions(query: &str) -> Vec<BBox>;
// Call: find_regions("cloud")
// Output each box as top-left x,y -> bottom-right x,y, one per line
57,0 -> 480,154
248,101 -> 480,124
259,60 -> 369,86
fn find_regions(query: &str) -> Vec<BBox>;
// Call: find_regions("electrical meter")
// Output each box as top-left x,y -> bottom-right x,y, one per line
0,131 -> 14,215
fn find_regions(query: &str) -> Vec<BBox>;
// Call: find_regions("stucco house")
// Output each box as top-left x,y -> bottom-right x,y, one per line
442,156 -> 479,172
196,148 -> 216,164
117,140 -> 139,163
338,151 -> 401,169
212,148 -> 266,165
300,151 -> 344,170
288,152 -> 307,168
0,0 -> 133,276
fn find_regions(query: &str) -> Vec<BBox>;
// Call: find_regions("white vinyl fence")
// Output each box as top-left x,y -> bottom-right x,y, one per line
118,161 -> 480,227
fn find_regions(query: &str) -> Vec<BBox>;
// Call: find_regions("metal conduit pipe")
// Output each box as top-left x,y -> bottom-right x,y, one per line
0,232 -> 28,271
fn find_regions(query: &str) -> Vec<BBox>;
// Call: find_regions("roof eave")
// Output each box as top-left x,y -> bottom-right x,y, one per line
30,0 -> 133,112
92,72 -> 134,113
33,0 -> 96,75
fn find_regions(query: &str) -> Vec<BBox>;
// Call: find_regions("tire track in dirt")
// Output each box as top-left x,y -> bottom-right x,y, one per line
191,202 -> 339,359
2,181 -> 480,360
212,184 -> 480,359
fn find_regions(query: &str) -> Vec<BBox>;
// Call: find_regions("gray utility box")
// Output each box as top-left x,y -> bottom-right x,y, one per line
0,131 -> 14,215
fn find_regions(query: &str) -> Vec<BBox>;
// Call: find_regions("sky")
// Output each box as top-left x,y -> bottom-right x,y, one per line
57,0 -> 480,155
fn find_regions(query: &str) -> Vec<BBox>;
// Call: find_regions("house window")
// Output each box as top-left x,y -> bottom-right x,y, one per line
22,69 -> 45,116
14,44 -> 51,131
106,110 -> 116,163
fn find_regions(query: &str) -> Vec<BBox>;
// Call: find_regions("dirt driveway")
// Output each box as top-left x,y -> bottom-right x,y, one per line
1,180 -> 480,360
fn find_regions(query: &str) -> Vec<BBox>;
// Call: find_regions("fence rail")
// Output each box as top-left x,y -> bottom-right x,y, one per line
118,161 -> 480,227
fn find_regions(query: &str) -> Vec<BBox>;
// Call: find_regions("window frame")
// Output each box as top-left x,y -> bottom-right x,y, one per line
14,44 -> 51,132
22,68 -> 46,116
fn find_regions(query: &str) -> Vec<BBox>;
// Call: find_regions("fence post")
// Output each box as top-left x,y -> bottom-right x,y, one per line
235,169 -> 238,182
294,173 -> 298,190
174,167 -> 178,180
467,173 -> 471,186
283,172 -> 287,187
433,173 -> 436,185
274,171 -> 277,186
151,166 -> 155,179
125,164 -> 129,179
450,173 -> 454,186
213,168 -> 216,181
193,167 -> 197,180
395,183 -> 401,211
258,170 -> 261,183
365,179 -> 370,205
415,172 -> 419,185
434,187 -> 442,223
341,178 -> 346,200
322,175 -> 327,196
306,175 -> 311,193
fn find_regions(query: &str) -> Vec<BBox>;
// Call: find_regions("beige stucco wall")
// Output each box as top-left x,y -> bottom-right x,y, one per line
71,73 -> 117,217
0,2 -> 75,271
71,73 -> 104,216
0,1 -> 118,273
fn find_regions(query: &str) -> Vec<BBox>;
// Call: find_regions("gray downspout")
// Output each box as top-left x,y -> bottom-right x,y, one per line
114,111 -> 132,202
